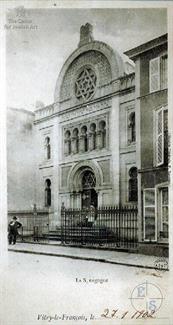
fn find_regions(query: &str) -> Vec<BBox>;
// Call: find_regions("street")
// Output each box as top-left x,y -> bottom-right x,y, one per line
0,251 -> 172,325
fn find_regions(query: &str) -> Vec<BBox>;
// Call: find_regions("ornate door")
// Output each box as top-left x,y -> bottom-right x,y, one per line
81,171 -> 97,208
82,190 -> 91,208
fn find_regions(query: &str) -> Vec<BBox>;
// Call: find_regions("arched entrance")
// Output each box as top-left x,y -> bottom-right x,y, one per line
67,160 -> 102,209
81,170 -> 98,208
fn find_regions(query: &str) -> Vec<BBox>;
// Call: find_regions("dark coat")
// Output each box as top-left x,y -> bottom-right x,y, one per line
8,221 -> 22,235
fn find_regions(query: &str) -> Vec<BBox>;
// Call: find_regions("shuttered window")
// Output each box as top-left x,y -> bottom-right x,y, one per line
164,109 -> 168,165
150,55 -> 167,93
160,187 -> 168,238
160,55 -> 168,90
143,189 -> 156,241
150,57 -> 160,92
154,106 -> 168,167
155,107 -> 164,166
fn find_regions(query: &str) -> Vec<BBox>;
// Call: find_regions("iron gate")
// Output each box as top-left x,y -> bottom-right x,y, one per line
61,205 -> 138,249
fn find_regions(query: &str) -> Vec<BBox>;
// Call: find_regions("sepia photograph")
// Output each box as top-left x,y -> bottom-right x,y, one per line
0,1 -> 172,324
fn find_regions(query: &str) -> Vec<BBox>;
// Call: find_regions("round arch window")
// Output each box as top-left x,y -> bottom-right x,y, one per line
82,171 -> 96,189
75,67 -> 97,101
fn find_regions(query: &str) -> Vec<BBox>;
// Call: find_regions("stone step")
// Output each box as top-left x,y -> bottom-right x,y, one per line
43,228 -> 117,242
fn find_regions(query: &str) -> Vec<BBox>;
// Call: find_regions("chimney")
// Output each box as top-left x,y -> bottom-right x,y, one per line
78,23 -> 94,47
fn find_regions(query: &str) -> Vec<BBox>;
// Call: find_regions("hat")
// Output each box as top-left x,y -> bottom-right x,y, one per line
13,216 -> 17,220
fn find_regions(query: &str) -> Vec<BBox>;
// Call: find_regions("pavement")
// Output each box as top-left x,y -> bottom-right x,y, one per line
8,241 -> 169,270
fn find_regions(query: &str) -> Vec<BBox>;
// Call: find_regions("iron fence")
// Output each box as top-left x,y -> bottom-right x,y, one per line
61,205 -> 138,249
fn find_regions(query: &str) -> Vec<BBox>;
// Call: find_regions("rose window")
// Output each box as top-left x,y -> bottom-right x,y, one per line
75,67 -> 97,101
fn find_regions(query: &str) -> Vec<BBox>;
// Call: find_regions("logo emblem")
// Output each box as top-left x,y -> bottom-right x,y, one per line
130,281 -> 163,313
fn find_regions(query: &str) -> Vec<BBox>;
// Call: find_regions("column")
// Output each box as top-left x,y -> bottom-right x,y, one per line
71,137 -> 78,154
96,130 -> 102,149
101,130 -> 106,148
110,96 -> 119,205
88,132 -> 95,151
79,135 -> 85,153
64,139 -> 71,155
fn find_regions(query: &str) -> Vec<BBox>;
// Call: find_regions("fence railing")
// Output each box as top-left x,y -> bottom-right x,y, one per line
61,205 -> 138,249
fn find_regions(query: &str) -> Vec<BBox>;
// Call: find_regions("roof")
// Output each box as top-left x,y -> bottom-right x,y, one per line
7,107 -> 35,116
124,34 -> 167,60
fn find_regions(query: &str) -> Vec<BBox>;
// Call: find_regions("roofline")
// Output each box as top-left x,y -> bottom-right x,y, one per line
124,33 -> 167,60
7,107 -> 35,116
34,103 -> 53,113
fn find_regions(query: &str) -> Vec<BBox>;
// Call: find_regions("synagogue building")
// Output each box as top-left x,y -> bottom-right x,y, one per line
7,24 -> 168,256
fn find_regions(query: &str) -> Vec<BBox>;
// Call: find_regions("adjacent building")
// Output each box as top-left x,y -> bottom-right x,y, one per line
125,34 -> 168,255
7,107 -> 35,212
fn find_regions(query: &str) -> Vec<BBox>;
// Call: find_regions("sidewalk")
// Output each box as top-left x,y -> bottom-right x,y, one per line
8,242 -> 169,270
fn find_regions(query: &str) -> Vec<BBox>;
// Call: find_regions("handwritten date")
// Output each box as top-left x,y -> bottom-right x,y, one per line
101,308 -> 156,319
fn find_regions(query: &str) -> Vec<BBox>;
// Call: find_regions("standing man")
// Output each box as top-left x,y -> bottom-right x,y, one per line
87,203 -> 96,227
8,216 -> 22,245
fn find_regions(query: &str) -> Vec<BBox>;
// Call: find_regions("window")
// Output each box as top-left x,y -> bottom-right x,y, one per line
45,179 -> 51,207
150,55 -> 167,93
128,167 -> 138,202
160,187 -> 168,239
81,126 -> 88,152
72,128 -> 79,154
75,67 -> 97,101
82,171 -> 96,189
99,120 -> 106,149
64,130 -> 71,155
64,119 -> 107,156
164,109 -> 168,165
143,189 -> 156,241
128,112 -> 136,144
155,106 -> 168,166
45,137 -> 51,160
90,123 -> 96,150
160,55 -> 167,89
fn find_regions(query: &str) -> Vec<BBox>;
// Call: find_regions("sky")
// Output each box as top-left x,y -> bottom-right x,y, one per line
6,8 -> 167,111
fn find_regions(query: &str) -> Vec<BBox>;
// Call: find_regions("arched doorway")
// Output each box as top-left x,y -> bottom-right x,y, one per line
81,170 -> 98,208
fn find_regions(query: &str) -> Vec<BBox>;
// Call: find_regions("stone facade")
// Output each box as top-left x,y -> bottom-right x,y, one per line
34,23 -> 136,227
